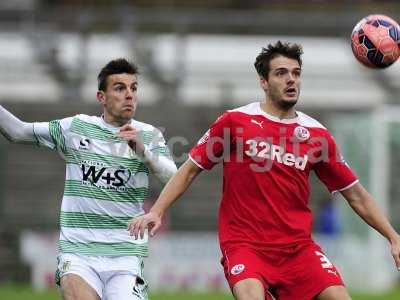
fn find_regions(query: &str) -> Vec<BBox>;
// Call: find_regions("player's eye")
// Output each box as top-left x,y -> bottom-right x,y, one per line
293,70 -> 301,77
115,85 -> 125,92
276,70 -> 286,76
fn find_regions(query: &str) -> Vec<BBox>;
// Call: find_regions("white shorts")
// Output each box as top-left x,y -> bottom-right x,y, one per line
56,253 -> 148,300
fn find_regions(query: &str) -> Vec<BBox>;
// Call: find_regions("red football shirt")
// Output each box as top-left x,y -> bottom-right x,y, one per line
189,102 -> 358,249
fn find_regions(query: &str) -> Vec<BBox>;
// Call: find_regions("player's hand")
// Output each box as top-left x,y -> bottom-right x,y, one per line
390,235 -> 400,271
127,211 -> 162,240
118,124 -> 145,155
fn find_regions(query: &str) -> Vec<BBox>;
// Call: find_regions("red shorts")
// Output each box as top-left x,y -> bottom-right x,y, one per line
221,242 -> 344,300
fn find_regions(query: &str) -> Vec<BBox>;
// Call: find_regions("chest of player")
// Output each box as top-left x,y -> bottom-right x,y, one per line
65,133 -> 148,188
230,119 -> 324,171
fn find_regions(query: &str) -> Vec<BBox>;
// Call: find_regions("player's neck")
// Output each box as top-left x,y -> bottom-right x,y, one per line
102,113 -> 130,127
260,101 -> 297,120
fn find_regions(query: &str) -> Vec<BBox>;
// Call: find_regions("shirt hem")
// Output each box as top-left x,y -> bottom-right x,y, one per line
188,154 -> 206,170
331,179 -> 359,194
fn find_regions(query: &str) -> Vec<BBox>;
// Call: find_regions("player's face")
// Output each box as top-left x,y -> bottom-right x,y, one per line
260,56 -> 301,110
97,73 -> 138,125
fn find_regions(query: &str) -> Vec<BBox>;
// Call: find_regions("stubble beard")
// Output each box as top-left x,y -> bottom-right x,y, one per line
277,98 -> 298,110
105,107 -> 135,126
269,93 -> 298,111
118,111 -> 135,124
268,87 -> 299,111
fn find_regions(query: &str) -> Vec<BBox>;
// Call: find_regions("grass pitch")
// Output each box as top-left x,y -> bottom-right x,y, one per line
1,284 -> 400,299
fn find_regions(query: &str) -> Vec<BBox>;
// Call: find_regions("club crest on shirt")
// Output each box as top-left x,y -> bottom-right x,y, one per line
231,264 -> 245,275
293,126 -> 310,142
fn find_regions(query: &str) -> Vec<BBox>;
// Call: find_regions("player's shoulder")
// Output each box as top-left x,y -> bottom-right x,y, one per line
227,102 -> 260,116
132,119 -> 158,132
53,113 -> 91,129
213,102 -> 260,122
296,111 -> 336,140
296,111 -> 327,130
72,114 -> 98,123
72,115 -> 160,134
65,114 -> 105,129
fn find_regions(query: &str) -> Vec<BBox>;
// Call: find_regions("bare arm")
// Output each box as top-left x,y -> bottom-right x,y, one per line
128,159 -> 202,238
0,105 -> 36,143
341,182 -> 400,269
149,159 -> 201,217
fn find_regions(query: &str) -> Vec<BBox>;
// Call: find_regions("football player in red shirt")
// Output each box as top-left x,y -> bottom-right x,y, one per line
128,41 -> 400,300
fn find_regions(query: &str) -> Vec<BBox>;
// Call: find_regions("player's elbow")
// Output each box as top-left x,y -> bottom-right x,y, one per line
0,122 -> 34,144
1,130 -> 23,143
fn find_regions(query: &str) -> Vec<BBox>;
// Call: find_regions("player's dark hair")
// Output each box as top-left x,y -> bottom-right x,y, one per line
254,41 -> 303,79
97,58 -> 139,91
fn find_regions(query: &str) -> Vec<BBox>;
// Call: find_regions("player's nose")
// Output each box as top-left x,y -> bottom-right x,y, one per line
286,73 -> 295,83
125,89 -> 133,99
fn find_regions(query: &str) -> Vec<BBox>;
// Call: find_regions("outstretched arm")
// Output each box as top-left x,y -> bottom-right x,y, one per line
128,159 -> 202,238
0,105 -> 36,143
341,182 -> 400,270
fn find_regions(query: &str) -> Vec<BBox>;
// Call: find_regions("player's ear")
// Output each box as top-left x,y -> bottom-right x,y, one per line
259,76 -> 269,90
97,90 -> 106,104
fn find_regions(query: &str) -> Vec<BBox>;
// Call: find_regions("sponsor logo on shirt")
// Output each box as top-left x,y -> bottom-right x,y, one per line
245,140 -> 308,170
197,129 -> 210,145
251,119 -> 264,129
81,161 -> 132,190
79,138 -> 91,150
231,264 -> 245,275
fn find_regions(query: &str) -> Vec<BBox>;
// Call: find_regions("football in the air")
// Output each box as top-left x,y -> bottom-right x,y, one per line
351,14 -> 400,68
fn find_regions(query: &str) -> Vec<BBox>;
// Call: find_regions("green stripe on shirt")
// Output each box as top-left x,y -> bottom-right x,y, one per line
71,118 -> 157,145
59,240 -> 148,256
64,148 -> 149,174
60,211 -> 132,229
49,120 -> 66,152
64,180 -> 148,203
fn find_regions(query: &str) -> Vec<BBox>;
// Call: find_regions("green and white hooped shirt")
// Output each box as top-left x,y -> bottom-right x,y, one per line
33,114 -> 173,257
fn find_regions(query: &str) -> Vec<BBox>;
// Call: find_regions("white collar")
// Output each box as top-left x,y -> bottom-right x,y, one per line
256,102 -> 299,124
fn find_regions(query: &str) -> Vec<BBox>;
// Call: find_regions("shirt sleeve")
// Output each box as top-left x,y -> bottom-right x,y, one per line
33,117 -> 74,153
314,133 -> 358,193
189,112 -> 232,170
147,127 -> 173,159
139,127 -> 177,184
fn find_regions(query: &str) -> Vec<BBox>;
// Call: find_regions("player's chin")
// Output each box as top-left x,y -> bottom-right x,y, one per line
279,98 -> 298,109
283,92 -> 298,101
120,109 -> 135,119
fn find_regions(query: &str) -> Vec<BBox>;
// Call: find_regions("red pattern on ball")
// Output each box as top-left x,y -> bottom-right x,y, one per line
351,14 -> 400,68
